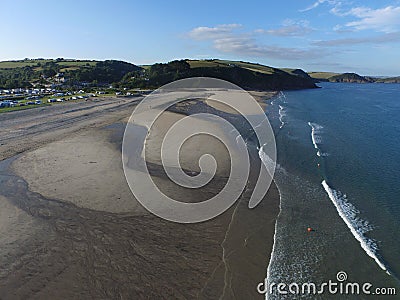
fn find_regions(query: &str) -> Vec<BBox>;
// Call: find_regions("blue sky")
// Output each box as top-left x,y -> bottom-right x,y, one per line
1,0 -> 400,75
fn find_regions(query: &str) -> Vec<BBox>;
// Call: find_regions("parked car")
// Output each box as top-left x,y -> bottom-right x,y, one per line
35,100 -> 42,105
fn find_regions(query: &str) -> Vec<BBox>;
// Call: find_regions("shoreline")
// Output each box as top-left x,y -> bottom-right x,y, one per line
265,178 -> 282,299
0,93 -> 280,298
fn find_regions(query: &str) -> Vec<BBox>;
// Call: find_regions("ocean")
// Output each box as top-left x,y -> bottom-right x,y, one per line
263,82 -> 400,298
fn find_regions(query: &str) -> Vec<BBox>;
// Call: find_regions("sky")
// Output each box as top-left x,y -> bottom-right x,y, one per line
1,0 -> 400,75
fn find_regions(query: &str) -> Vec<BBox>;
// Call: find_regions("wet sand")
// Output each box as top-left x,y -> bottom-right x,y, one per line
0,94 -> 279,299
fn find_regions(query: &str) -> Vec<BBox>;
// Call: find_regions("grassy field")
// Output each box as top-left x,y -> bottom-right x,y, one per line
57,60 -> 96,67
139,65 -> 151,70
186,60 -> 229,68
308,72 -> 339,79
0,59 -> 53,69
280,68 -> 303,75
187,59 -> 277,74
0,59 -> 97,70
58,60 -> 96,72
217,60 -> 276,74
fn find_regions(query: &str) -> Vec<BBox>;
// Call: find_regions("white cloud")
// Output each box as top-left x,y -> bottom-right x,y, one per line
300,0 -> 341,12
330,5 -> 400,33
300,0 -> 324,12
187,24 -> 241,40
344,6 -> 400,32
256,19 -> 314,36
186,25 -> 323,60
313,31 -> 400,46
214,37 -> 320,59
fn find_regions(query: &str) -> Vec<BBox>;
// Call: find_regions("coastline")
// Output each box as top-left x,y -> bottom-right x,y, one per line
265,85 -> 400,299
0,93 -> 280,298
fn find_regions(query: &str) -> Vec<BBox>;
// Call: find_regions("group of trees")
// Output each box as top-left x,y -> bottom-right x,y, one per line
0,61 -> 62,89
0,60 -> 141,89
66,60 -> 141,84
117,60 -> 317,90
118,60 -> 191,88
0,67 -> 35,89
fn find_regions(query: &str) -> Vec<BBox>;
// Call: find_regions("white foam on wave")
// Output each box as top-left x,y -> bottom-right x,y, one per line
260,140 -> 283,299
317,150 -> 329,157
265,181 -> 282,300
278,105 -> 286,129
308,122 -> 329,157
321,180 -> 390,274
278,91 -> 287,104
308,122 -> 322,149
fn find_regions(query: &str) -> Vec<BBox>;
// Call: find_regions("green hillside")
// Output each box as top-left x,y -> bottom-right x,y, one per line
0,58 -> 318,90
307,71 -> 340,80
281,68 -> 313,79
187,59 -> 276,74
119,59 -> 317,90
1,58 -> 399,90
0,59 -> 141,89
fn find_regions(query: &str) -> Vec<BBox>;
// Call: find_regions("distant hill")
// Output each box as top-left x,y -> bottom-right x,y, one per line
308,71 -> 400,84
328,73 -> 374,83
120,59 -> 317,90
375,76 -> 400,83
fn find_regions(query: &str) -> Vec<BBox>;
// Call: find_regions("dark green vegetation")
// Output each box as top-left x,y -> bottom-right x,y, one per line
0,58 -> 140,89
118,59 -> 317,90
2,58 -> 399,91
0,58 -> 317,90
308,71 -> 400,83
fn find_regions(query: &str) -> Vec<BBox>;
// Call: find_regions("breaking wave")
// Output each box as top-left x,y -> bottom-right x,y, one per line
308,122 -> 328,157
321,180 -> 390,274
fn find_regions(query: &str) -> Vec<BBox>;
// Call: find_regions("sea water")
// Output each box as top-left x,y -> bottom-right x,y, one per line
263,83 -> 400,298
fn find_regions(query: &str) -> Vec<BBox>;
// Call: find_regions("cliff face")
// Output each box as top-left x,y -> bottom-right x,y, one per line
328,73 -> 373,83
375,77 -> 400,83
188,66 -> 318,90
308,71 -> 400,84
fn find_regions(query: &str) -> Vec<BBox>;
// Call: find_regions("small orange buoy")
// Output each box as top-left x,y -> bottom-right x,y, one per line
307,227 -> 313,232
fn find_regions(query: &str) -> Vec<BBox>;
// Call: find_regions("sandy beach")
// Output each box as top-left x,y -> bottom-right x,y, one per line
0,94 -> 279,298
